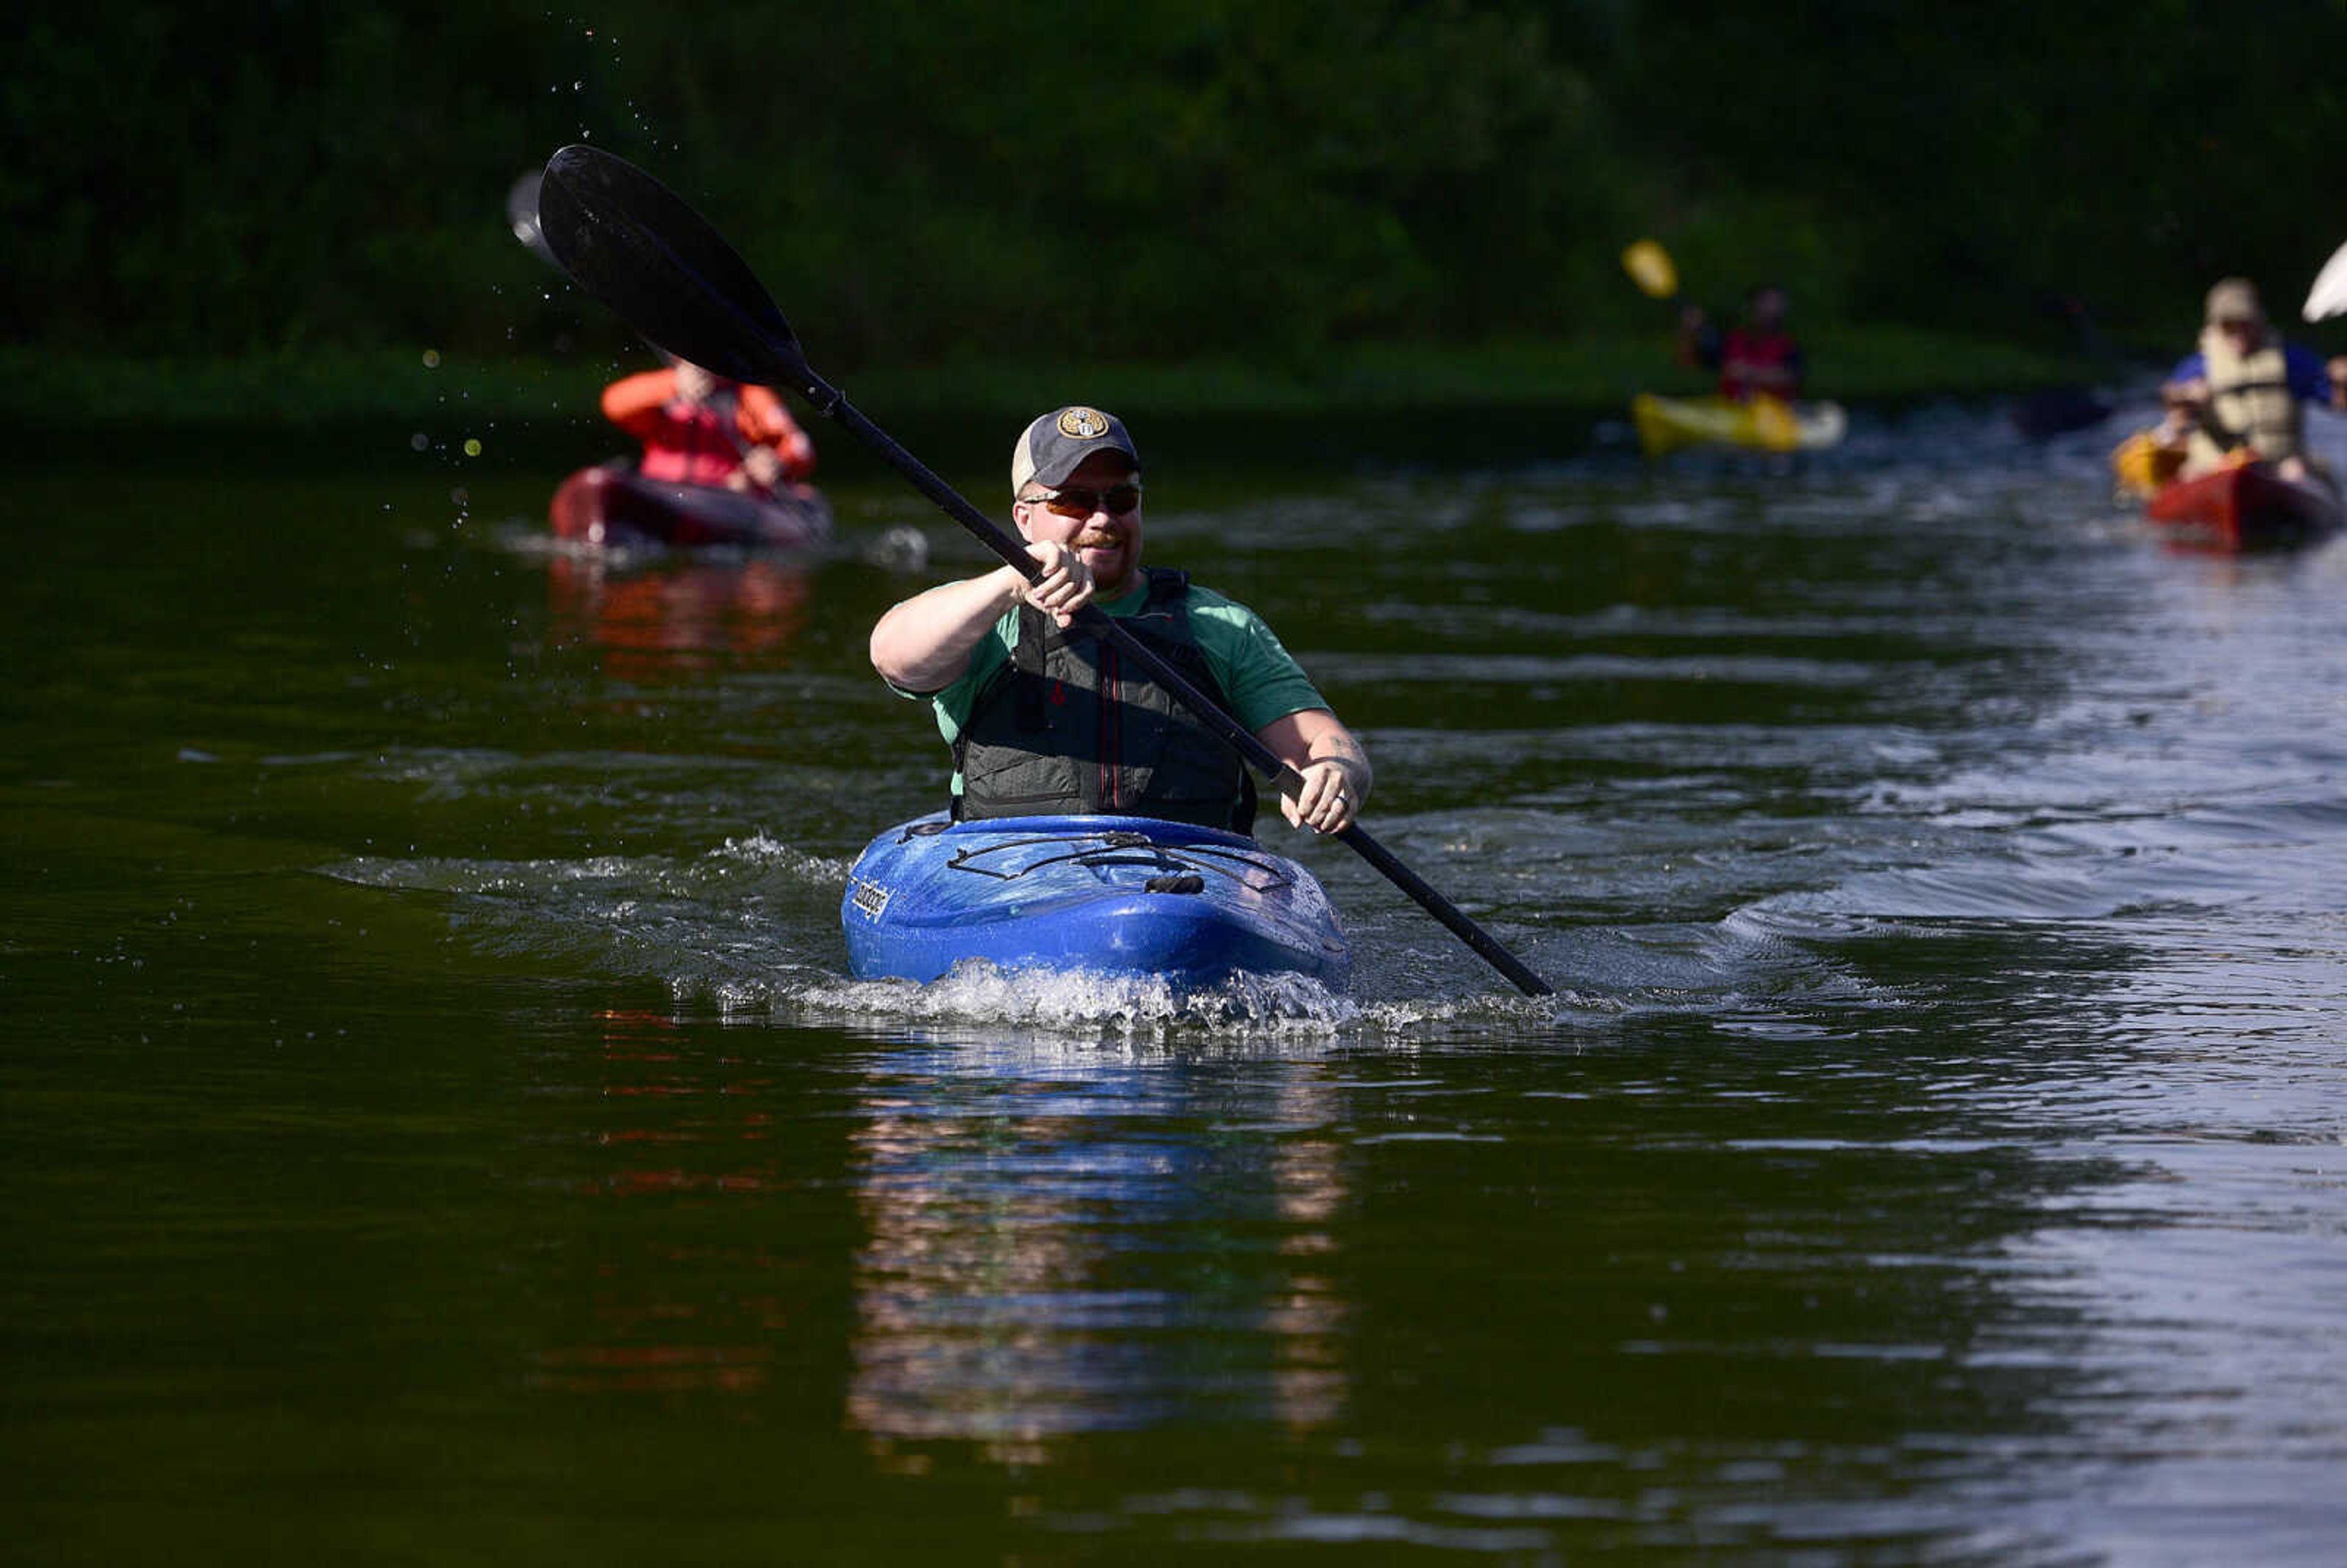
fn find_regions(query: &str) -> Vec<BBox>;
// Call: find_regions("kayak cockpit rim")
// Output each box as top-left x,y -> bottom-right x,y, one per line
936,829 -> 1297,893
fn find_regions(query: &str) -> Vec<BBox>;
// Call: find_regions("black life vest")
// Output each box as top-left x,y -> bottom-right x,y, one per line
954,567 -> 1257,832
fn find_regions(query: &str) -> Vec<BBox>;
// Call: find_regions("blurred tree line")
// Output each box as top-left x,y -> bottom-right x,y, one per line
7,0 -> 2343,374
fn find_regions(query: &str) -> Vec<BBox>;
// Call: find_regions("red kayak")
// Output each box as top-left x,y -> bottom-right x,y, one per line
2143,463 -> 2343,553
549,461 -> 833,550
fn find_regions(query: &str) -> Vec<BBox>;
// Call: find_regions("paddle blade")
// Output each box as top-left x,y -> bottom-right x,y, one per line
2304,239 -> 2347,322
1621,238 -> 1677,299
2109,427 -> 2184,499
1748,395 -> 1802,453
537,145 -> 811,389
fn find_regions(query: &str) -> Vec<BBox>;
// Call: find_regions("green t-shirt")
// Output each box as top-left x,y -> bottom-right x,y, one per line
900,577 -> 1329,786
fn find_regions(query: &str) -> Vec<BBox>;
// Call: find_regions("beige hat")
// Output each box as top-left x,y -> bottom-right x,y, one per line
2205,277 -> 2264,325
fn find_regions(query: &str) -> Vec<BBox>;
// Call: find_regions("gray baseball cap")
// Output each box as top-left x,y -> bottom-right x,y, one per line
1010,406 -> 1140,494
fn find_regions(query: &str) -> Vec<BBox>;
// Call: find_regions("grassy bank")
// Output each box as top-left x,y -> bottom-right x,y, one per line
0,328 -> 2126,474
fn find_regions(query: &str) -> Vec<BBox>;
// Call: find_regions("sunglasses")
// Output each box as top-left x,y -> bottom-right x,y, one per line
1023,482 -> 1142,519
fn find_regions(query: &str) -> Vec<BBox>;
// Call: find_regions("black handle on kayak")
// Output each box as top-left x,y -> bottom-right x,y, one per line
535,143 -> 1555,997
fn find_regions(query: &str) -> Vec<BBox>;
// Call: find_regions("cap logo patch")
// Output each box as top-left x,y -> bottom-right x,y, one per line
1057,407 -> 1111,439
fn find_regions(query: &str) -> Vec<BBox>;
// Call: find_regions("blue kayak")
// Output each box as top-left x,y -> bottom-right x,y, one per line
840,813 -> 1351,989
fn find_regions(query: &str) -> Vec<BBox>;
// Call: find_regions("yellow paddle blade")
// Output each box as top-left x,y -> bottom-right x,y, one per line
2110,430 -> 2158,496
1622,239 -> 1678,300
1748,395 -> 1802,453
2110,428 -> 2184,498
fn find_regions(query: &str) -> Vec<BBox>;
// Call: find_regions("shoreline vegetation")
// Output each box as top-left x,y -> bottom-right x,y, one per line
20,6 -> 2341,480
1,329 -> 2138,474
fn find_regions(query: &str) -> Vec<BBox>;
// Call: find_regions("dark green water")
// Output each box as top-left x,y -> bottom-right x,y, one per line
7,410 -> 2347,1564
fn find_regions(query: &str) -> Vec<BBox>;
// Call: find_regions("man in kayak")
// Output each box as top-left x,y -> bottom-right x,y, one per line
2156,277 -> 2347,485
600,357 -> 818,494
869,406 -> 1370,837
1677,284 -> 1805,404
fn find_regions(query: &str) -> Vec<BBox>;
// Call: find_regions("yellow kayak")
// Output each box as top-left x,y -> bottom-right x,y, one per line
1632,393 -> 1848,457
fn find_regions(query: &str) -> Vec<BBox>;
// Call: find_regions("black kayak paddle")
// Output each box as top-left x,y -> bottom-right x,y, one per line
536,144 -> 1555,997
510,164 -> 810,508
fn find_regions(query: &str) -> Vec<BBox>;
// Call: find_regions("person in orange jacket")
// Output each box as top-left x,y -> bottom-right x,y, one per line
600,359 -> 817,494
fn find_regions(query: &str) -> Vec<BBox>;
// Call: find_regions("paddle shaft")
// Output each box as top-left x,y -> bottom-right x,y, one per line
795,378 -> 1554,997
698,382 -> 803,503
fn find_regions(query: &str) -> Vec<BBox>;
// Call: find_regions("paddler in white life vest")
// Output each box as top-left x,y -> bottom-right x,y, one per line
2156,277 -> 2347,486
869,406 -> 1370,837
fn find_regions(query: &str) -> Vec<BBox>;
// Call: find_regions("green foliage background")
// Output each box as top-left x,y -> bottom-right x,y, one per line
7,1 -> 2345,381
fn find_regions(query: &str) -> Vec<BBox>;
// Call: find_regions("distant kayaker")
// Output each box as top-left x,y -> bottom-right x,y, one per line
1677,284 -> 1806,404
2156,277 -> 2347,485
869,406 -> 1370,837
600,359 -> 817,494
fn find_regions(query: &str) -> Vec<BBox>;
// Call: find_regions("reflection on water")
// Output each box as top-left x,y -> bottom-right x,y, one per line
845,1049 -> 1350,1468
546,554 -> 814,679
524,1009 -> 789,1399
